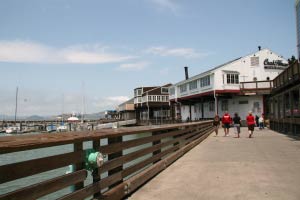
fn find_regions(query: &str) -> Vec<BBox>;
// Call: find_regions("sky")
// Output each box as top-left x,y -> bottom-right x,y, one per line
0,0 -> 296,116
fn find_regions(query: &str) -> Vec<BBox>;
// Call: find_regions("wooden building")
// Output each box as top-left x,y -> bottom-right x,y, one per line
269,61 -> 300,134
117,98 -> 135,120
134,84 -> 172,125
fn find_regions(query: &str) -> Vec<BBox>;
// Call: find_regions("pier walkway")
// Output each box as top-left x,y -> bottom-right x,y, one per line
129,127 -> 300,200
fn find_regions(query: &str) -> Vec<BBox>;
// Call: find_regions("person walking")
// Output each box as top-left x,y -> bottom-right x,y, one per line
212,114 -> 220,136
233,113 -> 241,138
246,111 -> 255,138
255,115 -> 259,127
222,111 -> 232,137
259,115 -> 264,129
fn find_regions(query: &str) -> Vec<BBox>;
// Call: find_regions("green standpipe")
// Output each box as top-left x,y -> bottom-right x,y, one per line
68,149 -> 104,192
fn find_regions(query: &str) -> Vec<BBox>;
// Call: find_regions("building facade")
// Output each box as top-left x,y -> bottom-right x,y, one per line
296,0 -> 300,58
117,98 -> 135,120
269,60 -> 300,134
134,84 -> 172,124
169,48 -> 288,122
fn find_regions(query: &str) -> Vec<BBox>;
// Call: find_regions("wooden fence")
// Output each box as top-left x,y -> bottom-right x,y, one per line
0,121 -> 213,200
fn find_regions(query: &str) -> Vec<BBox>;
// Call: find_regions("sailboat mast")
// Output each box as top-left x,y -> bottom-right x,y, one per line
81,82 -> 85,123
14,87 -> 18,123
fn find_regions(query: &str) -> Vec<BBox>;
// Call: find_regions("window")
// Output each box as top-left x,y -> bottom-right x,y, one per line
221,100 -> 228,111
253,102 -> 261,113
170,87 -> 175,95
161,87 -> 169,94
209,102 -> 215,112
137,97 -> 142,103
148,95 -> 152,101
226,73 -> 239,84
180,84 -> 187,93
153,96 -> 157,101
250,56 -> 259,66
292,90 -> 300,116
239,100 -> 248,104
235,74 -> 239,84
135,89 -> 142,97
157,96 -> 161,102
200,75 -> 210,87
161,96 -> 165,102
166,96 -> 169,101
189,80 -> 198,90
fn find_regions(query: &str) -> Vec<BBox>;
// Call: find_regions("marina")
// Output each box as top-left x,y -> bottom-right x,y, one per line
0,1 -> 297,200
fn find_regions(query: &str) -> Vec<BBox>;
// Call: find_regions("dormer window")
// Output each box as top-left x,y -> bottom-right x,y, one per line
226,73 -> 239,84
161,87 -> 169,94
134,88 -> 142,97
223,70 -> 239,85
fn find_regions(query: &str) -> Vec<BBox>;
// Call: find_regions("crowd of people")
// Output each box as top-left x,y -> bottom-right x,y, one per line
212,111 -> 264,138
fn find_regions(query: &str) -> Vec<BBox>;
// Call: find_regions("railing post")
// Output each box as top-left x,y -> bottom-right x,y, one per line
92,139 -> 101,199
152,130 -> 162,163
74,142 -> 84,190
108,136 -> 123,188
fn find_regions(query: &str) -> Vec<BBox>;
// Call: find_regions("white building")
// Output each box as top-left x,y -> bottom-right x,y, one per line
169,48 -> 288,121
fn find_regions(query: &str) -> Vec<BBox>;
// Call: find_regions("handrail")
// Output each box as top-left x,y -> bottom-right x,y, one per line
0,121 -> 213,200
240,80 -> 273,84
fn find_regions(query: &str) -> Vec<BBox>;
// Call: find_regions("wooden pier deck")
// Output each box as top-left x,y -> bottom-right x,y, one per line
129,128 -> 300,200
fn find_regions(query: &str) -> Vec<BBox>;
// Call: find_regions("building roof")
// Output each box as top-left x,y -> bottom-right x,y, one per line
173,57 -> 241,86
118,98 -> 134,107
171,48 -> 286,87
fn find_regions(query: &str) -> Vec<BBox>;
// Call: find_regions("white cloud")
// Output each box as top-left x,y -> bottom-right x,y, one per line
118,61 -> 149,71
0,40 -> 134,64
106,96 -> 130,102
146,46 -> 208,59
149,0 -> 180,13
94,96 -> 130,110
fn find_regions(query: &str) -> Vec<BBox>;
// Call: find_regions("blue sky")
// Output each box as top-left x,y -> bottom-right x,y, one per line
0,0 -> 296,116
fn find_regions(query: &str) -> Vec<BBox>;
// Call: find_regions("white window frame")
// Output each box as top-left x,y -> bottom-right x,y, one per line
161,87 -> 169,94
180,84 -> 187,93
200,75 -> 210,87
189,80 -> 198,90
226,73 -> 239,84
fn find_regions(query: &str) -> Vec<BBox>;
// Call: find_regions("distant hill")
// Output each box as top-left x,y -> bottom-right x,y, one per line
0,111 -> 107,121
84,112 -> 106,120
26,115 -> 45,121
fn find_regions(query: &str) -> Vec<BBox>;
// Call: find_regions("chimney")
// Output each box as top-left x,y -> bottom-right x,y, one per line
184,66 -> 189,80
258,46 -> 261,51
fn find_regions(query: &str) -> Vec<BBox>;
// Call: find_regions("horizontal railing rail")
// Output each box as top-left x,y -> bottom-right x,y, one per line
240,80 -> 273,94
273,61 -> 300,92
0,121 -> 213,200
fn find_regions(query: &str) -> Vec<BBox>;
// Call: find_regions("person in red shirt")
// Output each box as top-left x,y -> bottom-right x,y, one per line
222,111 -> 232,137
246,111 -> 255,138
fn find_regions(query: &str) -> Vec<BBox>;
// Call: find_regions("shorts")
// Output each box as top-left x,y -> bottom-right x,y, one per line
248,124 -> 255,131
233,124 -> 240,134
223,123 -> 230,129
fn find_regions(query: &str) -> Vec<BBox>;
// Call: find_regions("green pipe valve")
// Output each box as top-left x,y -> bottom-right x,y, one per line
84,149 -> 104,171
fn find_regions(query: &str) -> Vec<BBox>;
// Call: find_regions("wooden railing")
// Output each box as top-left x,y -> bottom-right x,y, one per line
273,61 -> 300,92
240,80 -> 273,94
0,121 -> 213,200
